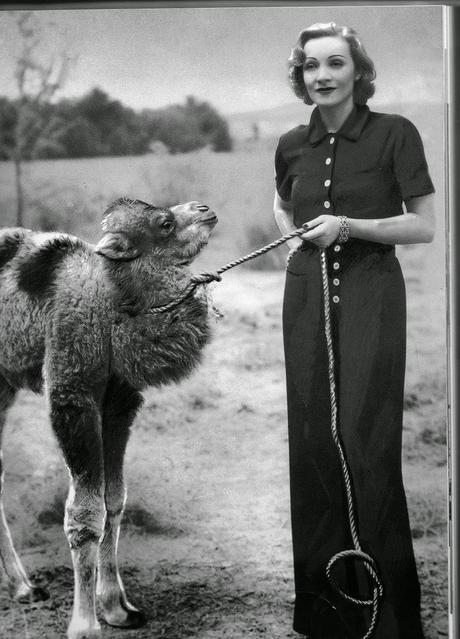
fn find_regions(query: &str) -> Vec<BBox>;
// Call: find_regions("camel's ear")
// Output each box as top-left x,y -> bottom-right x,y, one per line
95,233 -> 141,261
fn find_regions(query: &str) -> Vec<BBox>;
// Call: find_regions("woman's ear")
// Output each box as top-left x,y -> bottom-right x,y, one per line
95,232 -> 141,261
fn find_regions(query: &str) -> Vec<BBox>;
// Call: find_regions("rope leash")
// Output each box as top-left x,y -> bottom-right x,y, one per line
319,248 -> 383,639
146,223 -> 310,314
146,227 -> 383,637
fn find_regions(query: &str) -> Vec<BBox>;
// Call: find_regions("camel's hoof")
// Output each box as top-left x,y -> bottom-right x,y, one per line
104,608 -> 146,629
67,623 -> 101,639
15,584 -> 50,603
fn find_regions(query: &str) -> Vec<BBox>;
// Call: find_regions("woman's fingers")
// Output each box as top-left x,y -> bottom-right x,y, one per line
292,217 -> 341,247
299,216 -> 340,247
302,216 -> 326,229
301,223 -> 326,241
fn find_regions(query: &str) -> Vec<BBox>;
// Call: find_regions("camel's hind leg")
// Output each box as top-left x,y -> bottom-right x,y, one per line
0,376 -> 48,601
97,375 -> 145,628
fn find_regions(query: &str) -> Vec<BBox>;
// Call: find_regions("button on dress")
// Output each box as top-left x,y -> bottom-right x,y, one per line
275,105 -> 435,639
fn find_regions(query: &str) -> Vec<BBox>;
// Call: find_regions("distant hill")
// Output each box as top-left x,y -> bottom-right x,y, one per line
227,100 -> 443,142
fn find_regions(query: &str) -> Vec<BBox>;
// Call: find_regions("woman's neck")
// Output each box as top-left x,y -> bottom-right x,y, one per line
317,99 -> 354,133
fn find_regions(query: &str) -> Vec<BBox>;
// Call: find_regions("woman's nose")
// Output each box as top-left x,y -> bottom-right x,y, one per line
316,65 -> 332,82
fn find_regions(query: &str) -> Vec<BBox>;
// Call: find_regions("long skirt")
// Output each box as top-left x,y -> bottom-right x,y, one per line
282,241 -> 425,639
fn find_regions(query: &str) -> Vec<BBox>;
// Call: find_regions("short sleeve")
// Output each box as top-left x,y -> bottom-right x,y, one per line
274,142 -> 292,201
392,118 -> 435,200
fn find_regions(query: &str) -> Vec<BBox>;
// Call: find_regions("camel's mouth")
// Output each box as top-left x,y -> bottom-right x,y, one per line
196,213 -> 218,227
175,225 -> 217,263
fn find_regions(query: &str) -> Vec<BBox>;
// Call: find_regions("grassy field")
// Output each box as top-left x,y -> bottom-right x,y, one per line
0,133 -> 448,638
0,143 -> 289,271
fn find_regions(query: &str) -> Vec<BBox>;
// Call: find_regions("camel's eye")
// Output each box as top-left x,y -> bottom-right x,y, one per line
160,220 -> 174,231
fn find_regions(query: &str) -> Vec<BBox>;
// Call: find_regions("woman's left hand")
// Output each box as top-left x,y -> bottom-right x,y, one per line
300,215 -> 341,248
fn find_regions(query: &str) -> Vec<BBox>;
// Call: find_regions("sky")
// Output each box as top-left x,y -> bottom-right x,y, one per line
0,5 -> 444,116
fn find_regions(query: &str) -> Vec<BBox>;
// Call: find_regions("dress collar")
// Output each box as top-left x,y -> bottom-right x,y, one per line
307,104 -> 370,146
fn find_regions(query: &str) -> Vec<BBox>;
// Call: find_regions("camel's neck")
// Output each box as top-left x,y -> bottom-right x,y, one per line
104,257 -> 192,314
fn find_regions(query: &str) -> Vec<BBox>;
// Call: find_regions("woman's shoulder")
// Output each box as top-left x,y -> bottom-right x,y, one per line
277,124 -> 310,153
367,109 -> 421,134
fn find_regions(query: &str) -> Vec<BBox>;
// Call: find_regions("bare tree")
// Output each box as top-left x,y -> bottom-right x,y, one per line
9,11 -> 74,226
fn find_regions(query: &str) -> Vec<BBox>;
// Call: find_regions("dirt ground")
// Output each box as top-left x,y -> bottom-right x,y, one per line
0,252 -> 448,638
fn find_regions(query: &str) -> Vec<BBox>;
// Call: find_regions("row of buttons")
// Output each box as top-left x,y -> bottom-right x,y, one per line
332,245 -> 341,303
332,257 -> 340,303
325,135 -> 340,305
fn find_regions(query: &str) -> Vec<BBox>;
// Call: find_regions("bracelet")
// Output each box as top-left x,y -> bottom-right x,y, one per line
337,216 -> 350,244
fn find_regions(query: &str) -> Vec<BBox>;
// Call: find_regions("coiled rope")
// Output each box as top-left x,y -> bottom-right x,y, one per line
146,226 -> 383,638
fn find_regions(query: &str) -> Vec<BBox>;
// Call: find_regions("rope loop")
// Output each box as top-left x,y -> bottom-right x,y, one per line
326,549 -> 384,607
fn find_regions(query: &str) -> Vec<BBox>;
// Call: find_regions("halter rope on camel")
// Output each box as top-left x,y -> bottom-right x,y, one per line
147,224 -> 384,639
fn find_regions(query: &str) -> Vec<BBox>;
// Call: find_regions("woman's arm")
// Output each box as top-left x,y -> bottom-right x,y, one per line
301,193 -> 436,248
349,194 -> 435,244
273,190 -> 304,250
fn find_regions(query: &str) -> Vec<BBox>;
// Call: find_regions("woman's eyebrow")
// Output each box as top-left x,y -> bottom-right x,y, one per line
305,54 -> 346,61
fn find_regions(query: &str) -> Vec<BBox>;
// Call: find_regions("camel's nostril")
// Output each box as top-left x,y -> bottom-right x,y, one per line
196,205 -> 209,212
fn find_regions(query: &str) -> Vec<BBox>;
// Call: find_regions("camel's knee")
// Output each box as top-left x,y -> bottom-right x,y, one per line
64,486 -> 106,550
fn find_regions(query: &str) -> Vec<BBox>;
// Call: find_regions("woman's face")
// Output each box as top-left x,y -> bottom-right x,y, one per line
303,36 -> 357,109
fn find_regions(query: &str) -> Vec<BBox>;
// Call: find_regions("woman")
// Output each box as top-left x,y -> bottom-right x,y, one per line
273,23 -> 435,639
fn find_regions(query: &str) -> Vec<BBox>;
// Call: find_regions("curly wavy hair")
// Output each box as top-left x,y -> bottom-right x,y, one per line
288,22 -> 376,106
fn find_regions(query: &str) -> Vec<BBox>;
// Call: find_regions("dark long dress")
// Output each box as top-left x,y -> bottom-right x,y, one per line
275,105 -> 435,639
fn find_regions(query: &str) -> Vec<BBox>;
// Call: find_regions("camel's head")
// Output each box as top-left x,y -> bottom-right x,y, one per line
95,198 -> 218,264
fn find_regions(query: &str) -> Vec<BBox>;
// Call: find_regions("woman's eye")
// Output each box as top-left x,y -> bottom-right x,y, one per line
330,60 -> 344,67
303,63 -> 315,71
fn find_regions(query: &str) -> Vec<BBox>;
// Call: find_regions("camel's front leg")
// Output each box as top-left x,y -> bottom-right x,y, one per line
97,376 -> 145,628
50,390 -> 106,639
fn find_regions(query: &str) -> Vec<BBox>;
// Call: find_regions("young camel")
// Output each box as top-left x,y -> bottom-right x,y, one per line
0,198 -> 218,639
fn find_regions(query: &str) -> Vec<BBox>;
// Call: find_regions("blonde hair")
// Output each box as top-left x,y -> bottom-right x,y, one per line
288,22 -> 376,105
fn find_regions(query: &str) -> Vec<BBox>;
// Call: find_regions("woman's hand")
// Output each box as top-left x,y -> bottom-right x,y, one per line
301,215 -> 341,248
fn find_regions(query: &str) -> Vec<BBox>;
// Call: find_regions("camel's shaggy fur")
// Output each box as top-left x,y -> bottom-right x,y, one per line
0,198 -> 218,639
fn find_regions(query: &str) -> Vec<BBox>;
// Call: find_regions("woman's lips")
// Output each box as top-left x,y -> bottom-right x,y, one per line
315,87 -> 336,93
